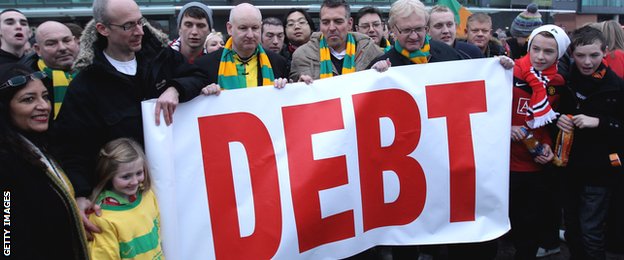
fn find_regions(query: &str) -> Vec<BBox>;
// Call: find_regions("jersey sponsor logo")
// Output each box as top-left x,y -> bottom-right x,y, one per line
517,97 -> 530,115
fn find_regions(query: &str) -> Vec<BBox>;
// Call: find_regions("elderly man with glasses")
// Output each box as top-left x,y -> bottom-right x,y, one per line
367,0 -> 462,71
51,0 -> 209,237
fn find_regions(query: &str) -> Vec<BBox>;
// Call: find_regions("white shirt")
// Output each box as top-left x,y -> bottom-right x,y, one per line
104,51 -> 138,76
330,47 -> 346,60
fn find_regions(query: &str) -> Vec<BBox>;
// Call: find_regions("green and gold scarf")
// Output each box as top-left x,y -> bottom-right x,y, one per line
37,59 -> 77,119
319,33 -> 356,79
383,38 -> 392,53
395,34 -> 431,64
217,38 -> 274,89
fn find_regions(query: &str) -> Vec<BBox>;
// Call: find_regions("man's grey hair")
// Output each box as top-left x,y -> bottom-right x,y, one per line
92,0 -> 111,24
388,0 -> 428,28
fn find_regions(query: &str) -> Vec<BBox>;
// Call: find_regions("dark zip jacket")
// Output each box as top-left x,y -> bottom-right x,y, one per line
52,20 -> 209,196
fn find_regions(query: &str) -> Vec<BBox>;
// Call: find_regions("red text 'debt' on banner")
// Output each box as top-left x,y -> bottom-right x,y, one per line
142,57 -> 513,260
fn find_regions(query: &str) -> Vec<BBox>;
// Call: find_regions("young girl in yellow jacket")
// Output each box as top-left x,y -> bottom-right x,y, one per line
88,138 -> 163,260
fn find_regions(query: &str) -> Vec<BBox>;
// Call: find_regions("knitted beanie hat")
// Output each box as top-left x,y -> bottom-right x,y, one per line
510,3 -> 543,38
527,24 -> 571,59
177,2 -> 213,30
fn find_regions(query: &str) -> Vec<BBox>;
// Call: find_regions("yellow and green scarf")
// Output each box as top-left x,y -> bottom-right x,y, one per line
319,33 -> 356,79
395,34 -> 431,64
37,59 -> 77,119
383,38 -> 392,53
217,38 -> 274,89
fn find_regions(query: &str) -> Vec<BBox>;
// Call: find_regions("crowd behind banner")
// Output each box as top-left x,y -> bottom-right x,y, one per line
0,0 -> 623,259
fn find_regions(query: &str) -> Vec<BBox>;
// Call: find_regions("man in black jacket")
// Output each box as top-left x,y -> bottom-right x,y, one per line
52,0 -> 209,223
195,3 -> 288,92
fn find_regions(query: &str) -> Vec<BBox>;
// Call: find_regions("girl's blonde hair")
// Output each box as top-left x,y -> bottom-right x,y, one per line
89,138 -> 152,203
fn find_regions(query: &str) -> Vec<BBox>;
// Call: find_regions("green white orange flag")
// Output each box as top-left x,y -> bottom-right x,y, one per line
437,0 -> 472,38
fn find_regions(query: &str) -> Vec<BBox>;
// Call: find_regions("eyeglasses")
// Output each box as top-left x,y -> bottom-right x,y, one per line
0,71 -> 47,91
357,22 -> 383,31
286,20 -> 308,28
394,25 -> 428,35
107,17 -> 147,31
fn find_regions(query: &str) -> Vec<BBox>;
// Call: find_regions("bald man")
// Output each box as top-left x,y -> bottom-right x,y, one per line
195,3 -> 288,90
20,21 -> 79,118
52,0 -> 209,217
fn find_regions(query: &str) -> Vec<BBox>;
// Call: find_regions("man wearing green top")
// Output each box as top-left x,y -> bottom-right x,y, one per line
20,21 -> 79,119
290,0 -> 381,83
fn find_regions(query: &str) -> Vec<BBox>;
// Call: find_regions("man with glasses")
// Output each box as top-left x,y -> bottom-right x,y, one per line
290,0 -> 381,83
428,5 -> 483,59
52,0 -> 209,229
0,9 -> 29,64
465,13 -> 507,58
355,6 -> 392,53
282,9 -> 315,61
367,0 -> 462,71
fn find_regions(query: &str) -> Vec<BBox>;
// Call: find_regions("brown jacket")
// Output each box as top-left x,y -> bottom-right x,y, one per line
290,31 -> 382,81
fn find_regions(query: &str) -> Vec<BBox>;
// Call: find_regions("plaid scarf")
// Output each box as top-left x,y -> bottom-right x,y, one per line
319,33 -> 356,79
514,54 -> 565,129
37,59 -> 77,119
395,34 -> 431,64
217,37 -> 274,89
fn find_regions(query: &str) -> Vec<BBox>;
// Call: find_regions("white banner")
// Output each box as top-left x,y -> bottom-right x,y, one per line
142,58 -> 513,260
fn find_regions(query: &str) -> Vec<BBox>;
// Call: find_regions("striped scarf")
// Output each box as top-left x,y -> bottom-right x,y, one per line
514,54 -> 564,128
319,33 -> 356,79
383,38 -> 392,53
38,59 -> 77,119
217,37 -> 274,89
395,34 -> 431,64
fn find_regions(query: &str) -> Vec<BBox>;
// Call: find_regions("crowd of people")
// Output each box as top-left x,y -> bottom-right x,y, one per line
0,0 -> 623,259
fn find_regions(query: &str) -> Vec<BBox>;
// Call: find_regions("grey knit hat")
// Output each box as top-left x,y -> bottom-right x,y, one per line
177,2 -> 213,29
510,3 -> 543,38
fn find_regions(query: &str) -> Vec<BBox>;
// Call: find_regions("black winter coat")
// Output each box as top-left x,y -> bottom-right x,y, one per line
557,64 -> 624,185
52,22 -> 209,196
0,143 -> 89,259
